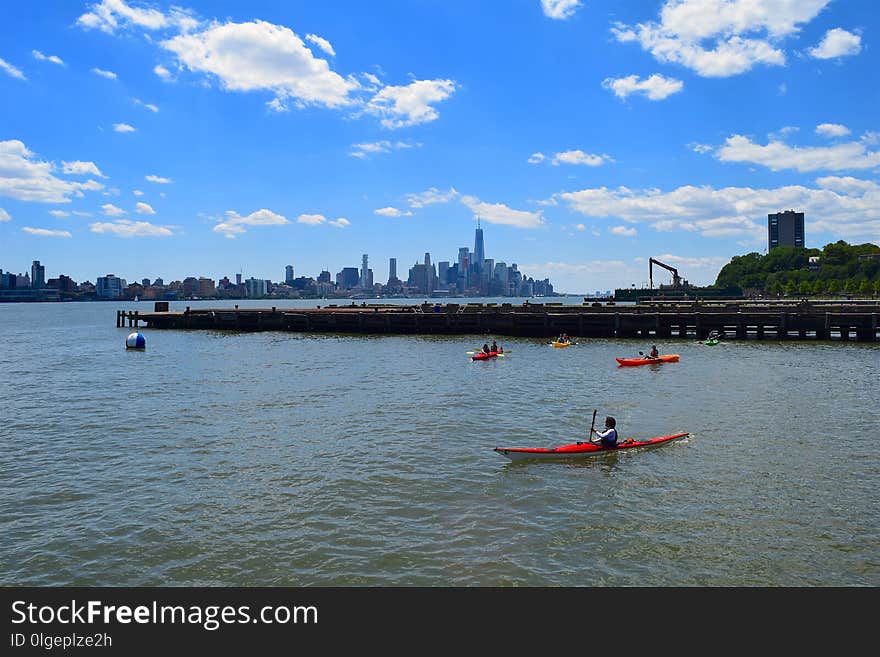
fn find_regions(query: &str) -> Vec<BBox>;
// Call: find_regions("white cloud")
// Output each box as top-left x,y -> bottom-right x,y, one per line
154,64 -> 172,80
62,160 -> 106,177
612,0 -> 830,77
557,178 -> 880,242
145,174 -> 172,184
405,187 -> 460,208
610,225 -> 637,236
575,223 -> 585,231
716,134 -> 880,171
809,28 -> 861,59
602,74 -> 683,100
32,50 -> 65,66
815,123 -> 851,138
374,207 -> 413,217
296,213 -> 327,225
92,67 -> 117,80
162,20 -> 360,109
328,217 -> 350,228
135,202 -> 155,215
365,79 -> 456,128
541,0 -> 582,20
113,123 -> 136,133
213,208 -> 289,238
0,208 -> 10,222
0,140 -> 104,203
134,98 -> 159,112
22,226 -> 72,237
49,210 -> 70,217
89,219 -> 173,237
350,140 -> 418,158
305,33 -> 335,57
101,203 -> 125,216
459,195 -> 544,229
552,150 -> 611,166
133,189 -> 144,196
690,143 -> 713,154
72,211 -> 92,217
528,152 -> 546,164
0,57 -> 26,80
77,0 -> 196,34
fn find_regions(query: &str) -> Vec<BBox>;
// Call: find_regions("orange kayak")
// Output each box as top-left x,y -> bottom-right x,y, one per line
616,354 -> 680,366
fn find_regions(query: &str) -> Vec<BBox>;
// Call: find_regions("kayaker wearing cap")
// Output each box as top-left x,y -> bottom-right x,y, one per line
591,416 -> 618,448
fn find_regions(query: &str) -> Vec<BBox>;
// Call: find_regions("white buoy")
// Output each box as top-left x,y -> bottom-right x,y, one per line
125,331 -> 146,349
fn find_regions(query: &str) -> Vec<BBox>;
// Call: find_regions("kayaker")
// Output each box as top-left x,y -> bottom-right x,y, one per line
482,343 -> 491,354
490,340 -> 500,353
644,345 -> 659,359
591,416 -> 619,448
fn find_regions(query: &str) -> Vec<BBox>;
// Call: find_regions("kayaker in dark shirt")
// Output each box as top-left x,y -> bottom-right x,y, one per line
645,345 -> 659,359
591,416 -> 618,448
482,343 -> 491,354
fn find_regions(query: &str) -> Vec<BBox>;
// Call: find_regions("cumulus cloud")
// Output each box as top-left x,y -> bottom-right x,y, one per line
77,0 -> 197,34
22,226 -> 72,237
328,217 -> 349,228
92,67 -> 117,80
556,177 -> 880,242
145,174 -> 172,183
0,57 -> 26,80
49,210 -> 70,217
350,140 -> 418,158
528,152 -> 546,164
809,28 -> 861,59
32,50 -> 65,66
374,207 -> 413,217
135,202 -> 155,215
0,208 -> 10,222
154,64 -> 172,80
815,123 -> 851,138
62,161 -> 106,177
459,195 -> 544,229
602,74 -> 683,100
296,213 -> 327,225
716,134 -> 880,171
134,98 -> 159,112
162,20 -> 360,109
213,208 -> 289,238
552,150 -> 611,166
0,140 -> 104,203
365,79 -> 457,128
305,33 -> 335,57
610,225 -> 637,236
541,0 -> 582,20
101,203 -> 125,216
611,0 -> 829,77
89,219 -> 174,237
113,123 -> 136,132
405,187 -> 460,208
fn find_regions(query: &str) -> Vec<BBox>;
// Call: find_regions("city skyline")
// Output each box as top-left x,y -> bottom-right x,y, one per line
1,1 -> 878,293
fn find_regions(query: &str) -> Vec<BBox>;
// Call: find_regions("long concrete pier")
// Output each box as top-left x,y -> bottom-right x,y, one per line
117,299 -> 880,341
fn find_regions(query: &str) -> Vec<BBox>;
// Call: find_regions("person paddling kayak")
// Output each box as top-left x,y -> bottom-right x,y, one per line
644,345 -> 659,359
590,416 -> 619,448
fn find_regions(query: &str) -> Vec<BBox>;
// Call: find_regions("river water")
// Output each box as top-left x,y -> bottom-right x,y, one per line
1,299 -> 878,586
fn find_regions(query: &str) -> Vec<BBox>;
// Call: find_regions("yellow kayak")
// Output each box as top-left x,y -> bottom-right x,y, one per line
551,341 -> 571,348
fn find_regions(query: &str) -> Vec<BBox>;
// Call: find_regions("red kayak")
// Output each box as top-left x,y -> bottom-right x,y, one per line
616,354 -> 680,366
473,350 -> 500,360
494,432 -> 688,461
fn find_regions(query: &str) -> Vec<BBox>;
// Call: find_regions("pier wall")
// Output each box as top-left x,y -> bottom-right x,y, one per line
117,300 -> 880,342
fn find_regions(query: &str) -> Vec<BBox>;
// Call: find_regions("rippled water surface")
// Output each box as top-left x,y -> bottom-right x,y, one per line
2,300 -> 878,586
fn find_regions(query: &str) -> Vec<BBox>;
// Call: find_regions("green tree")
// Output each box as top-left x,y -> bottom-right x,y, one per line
811,279 -> 824,295
859,279 -> 873,296
827,279 -> 840,295
844,278 -> 858,293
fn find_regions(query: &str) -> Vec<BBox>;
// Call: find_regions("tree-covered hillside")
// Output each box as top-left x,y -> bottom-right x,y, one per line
714,241 -> 880,296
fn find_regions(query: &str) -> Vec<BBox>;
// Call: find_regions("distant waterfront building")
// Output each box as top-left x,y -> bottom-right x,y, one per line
336,267 -> 359,290
244,277 -> 267,297
768,210 -> 805,250
359,254 -> 369,289
285,265 -> 294,284
388,258 -> 397,283
31,260 -> 45,289
142,278 -> 150,287
96,274 -> 126,299
317,270 -> 331,284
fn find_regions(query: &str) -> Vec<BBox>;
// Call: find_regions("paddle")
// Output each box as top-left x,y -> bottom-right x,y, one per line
579,409 -> 597,445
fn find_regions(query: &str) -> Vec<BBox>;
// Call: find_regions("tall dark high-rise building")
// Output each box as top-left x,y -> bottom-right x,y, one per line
388,258 -> 397,281
31,260 -> 45,289
473,218 -> 485,274
768,210 -> 804,250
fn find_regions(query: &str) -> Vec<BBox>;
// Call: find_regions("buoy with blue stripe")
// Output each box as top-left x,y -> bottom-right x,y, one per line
125,331 -> 146,350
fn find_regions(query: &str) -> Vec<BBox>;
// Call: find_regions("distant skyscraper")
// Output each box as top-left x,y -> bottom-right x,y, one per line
389,258 -> 397,282
768,210 -> 804,250
31,260 -> 45,289
473,218 -> 484,274
235,273 -> 242,286
360,254 -> 369,288
142,278 -> 150,287
285,265 -> 294,284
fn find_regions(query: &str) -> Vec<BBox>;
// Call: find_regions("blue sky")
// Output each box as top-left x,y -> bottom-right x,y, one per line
1,0 -> 877,293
